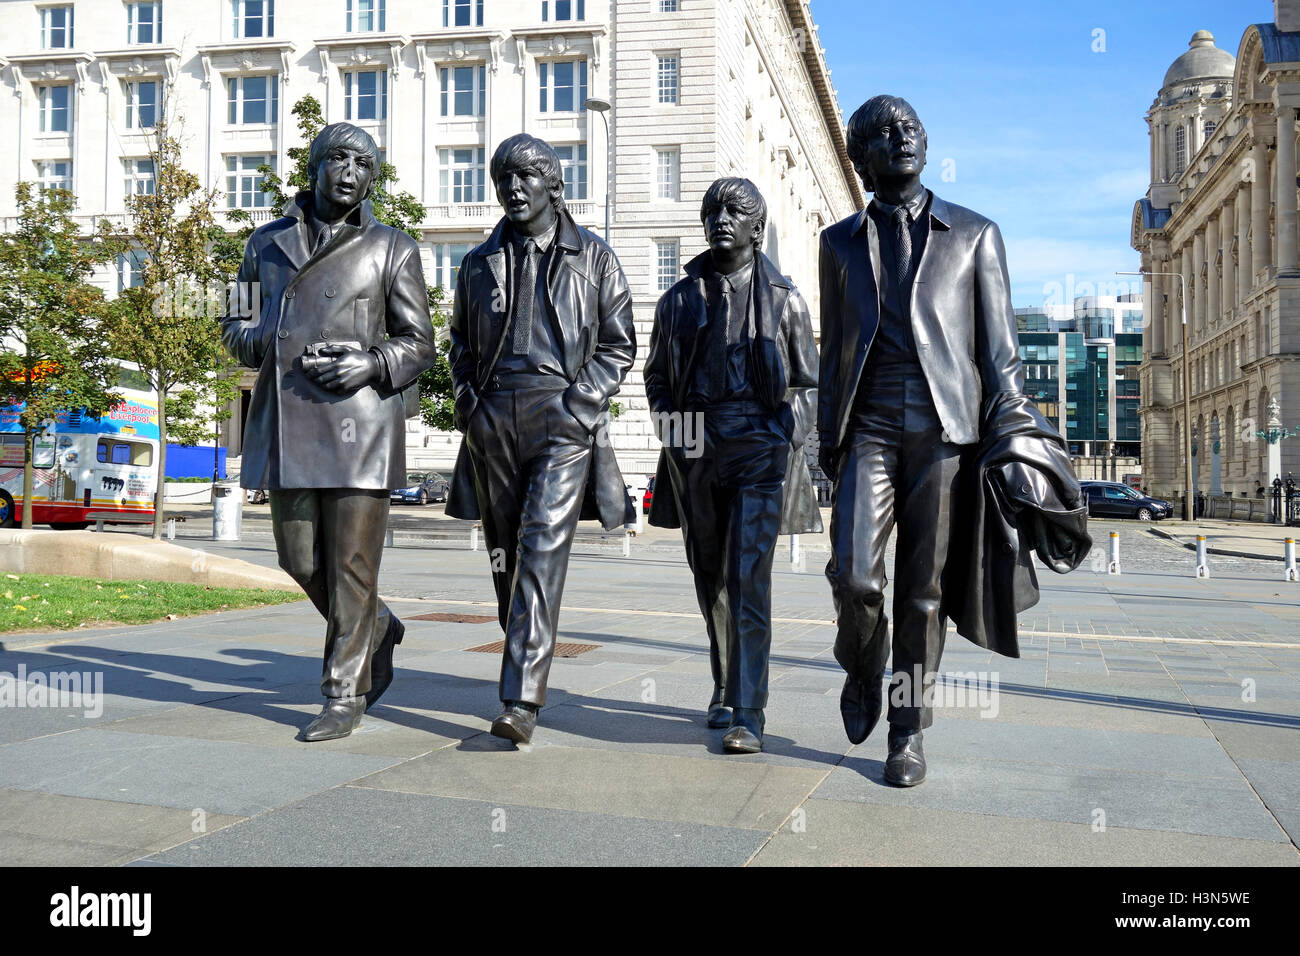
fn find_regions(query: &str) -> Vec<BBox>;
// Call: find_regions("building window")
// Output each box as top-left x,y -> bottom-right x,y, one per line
226,154 -> 276,208
37,160 -> 73,193
542,0 -> 585,21
554,143 -> 587,200
38,85 -> 73,133
439,147 -> 486,203
344,70 -> 388,121
126,2 -> 162,44
41,5 -> 74,49
346,0 -> 385,32
656,240 -> 679,292
123,158 -> 156,197
660,0 -> 679,10
433,242 -> 475,291
657,55 -> 679,105
232,0 -> 274,38
655,148 -> 679,201
443,0 -> 483,26
1174,125 -> 1186,175
539,59 -> 587,113
125,80 -> 159,129
227,75 -> 278,125
1203,121 -> 1216,140
117,250 -> 148,291
440,65 -> 486,117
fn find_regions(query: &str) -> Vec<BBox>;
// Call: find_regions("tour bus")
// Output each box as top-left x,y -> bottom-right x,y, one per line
0,366 -> 159,529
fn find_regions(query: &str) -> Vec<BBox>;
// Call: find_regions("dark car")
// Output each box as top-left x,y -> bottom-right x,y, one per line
1080,481 -> 1173,521
642,476 -> 655,515
391,471 -> 449,506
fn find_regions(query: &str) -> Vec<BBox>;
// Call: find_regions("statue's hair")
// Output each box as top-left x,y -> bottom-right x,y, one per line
307,123 -> 380,198
490,133 -> 567,215
845,95 -> 927,192
699,178 -> 767,249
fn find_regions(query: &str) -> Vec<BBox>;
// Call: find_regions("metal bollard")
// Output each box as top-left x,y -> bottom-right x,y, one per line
1195,535 -> 1210,578
790,533 -> 801,567
385,527 -> 395,548
1107,531 -> 1120,574
167,518 -> 176,541
470,523 -> 479,551
622,529 -> 631,557
1286,537 -> 1298,582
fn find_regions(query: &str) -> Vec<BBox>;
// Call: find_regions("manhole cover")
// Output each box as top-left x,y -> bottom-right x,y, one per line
465,640 -> 601,658
409,612 -> 498,623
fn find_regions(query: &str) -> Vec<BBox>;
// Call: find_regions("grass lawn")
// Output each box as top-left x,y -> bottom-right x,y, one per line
0,573 -> 303,634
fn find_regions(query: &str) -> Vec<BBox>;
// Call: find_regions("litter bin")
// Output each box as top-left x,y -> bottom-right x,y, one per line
213,483 -> 243,541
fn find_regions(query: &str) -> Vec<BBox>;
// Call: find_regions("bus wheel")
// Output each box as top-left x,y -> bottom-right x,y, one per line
0,492 -> 14,528
49,521 -> 90,531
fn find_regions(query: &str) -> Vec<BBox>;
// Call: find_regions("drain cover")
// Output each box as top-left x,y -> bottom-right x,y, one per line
465,640 -> 601,658
409,612 -> 497,623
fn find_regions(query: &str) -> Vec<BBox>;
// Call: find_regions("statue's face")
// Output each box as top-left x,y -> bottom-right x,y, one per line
496,166 -> 558,226
864,110 -> 926,183
315,144 -> 376,210
704,198 -> 762,261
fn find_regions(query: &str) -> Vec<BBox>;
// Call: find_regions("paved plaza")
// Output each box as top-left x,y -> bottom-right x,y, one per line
1,513 -> 1297,866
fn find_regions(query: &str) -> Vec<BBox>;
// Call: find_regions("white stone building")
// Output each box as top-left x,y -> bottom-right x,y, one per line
0,0 -> 860,483
1131,3 -> 1300,498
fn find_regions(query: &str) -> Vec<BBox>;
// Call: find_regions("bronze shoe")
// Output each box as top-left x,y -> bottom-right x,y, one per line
491,701 -> 539,744
365,614 -> 406,709
300,696 -> 366,742
706,685 -> 731,729
883,726 -> 926,786
722,707 -> 764,754
840,673 -> 883,745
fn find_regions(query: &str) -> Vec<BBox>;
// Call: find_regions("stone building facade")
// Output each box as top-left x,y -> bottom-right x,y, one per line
1132,4 -> 1300,498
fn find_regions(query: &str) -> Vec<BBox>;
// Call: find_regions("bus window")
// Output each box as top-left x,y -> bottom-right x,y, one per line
111,443 -> 131,465
129,442 -> 153,466
96,441 -> 109,463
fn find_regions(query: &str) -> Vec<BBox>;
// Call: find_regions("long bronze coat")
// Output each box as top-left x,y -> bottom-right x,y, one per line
221,193 -> 436,490
643,250 -> 822,535
444,211 -> 636,529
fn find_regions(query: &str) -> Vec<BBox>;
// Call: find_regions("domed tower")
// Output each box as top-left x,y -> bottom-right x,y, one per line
1147,31 -> 1235,210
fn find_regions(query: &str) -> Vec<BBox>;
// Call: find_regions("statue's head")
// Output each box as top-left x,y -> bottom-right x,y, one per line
491,133 -> 567,227
699,177 -> 766,264
307,122 -> 380,207
846,95 -> 927,193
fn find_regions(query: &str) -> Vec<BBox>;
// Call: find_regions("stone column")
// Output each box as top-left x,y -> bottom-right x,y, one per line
1221,199 -> 1236,311
1276,106 -> 1298,273
1151,267 -> 1166,355
1206,217 -> 1221,326
1191,231 -> 1206,332
1252,140 -> 1272,277
1237,182 -> 1252,300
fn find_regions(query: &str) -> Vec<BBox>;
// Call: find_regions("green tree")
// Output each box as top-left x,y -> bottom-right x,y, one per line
257,93 -> 455,431
102,118 -> 241,539
0,184 -> 124,529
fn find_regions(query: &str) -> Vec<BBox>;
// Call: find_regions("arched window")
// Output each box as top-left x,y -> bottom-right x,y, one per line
1175,125 -> 1187,174
1204,121 -> 1217,140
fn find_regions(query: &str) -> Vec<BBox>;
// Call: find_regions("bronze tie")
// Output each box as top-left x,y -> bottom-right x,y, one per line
512,238 -> 538,355
892,206 -> 911,288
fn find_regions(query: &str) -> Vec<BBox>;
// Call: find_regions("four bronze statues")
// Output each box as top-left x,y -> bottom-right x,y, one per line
224,106 -> 1088,776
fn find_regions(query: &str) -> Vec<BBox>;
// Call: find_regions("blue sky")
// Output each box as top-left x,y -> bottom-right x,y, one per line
809,0 -> 1271,306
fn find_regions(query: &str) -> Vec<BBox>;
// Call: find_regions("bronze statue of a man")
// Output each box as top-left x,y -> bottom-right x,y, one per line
644,178 -> 820,754
222,123 -> 437,741
445,133 -> 636,745
818,96 -> 1089,785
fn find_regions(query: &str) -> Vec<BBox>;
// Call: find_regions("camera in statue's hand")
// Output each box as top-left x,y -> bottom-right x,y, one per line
301,340 -> 379,392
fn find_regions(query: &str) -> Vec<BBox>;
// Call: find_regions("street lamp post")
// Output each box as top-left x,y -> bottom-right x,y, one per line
583,97 -> 611,242
1119,269 -> 1193,520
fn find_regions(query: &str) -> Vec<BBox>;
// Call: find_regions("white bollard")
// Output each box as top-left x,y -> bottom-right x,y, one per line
622,529 -> 631,557
385,527 -> 395,548
1107,531 -> 1120,574
790,533 -> 801,567
631,490 -> 644,535
212,486 -> 242,541
166,518 -> 176,541
1195,535 -> 1210,578
1286,537 -> 1298,582
470,523 -> 479,551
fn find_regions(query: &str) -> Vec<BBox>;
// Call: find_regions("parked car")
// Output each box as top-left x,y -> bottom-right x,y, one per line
1080,481 -> 1173,521
391,471 -> 449,506
642,476 -> 655,515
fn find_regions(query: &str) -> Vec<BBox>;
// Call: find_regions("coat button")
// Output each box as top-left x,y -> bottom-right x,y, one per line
1020,483 -> 1031,495
940,430 -> 950,443
285,288 -> 296,299
1002,542 -> 1014,554
321,329 -> 330,339
325,287 -> 336,298
277,329 -> 288,339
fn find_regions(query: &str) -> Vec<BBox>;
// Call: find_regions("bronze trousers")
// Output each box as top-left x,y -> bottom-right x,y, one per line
270,488 -> 394,699
825,365 -> 966,730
